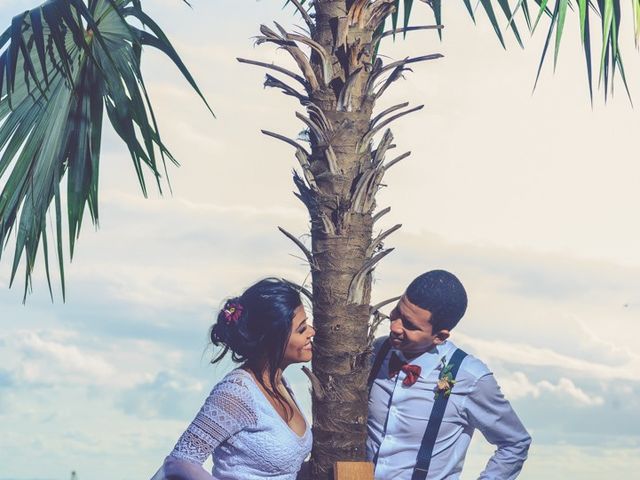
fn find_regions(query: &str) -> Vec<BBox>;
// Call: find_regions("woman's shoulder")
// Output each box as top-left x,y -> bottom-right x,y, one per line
203,368 -> 259,425
219,367 -> 253,384
210,368 -> 255,394
206,369 -> 258,406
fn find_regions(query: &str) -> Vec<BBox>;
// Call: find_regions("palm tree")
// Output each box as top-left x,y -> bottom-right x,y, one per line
0,1 -> 635,478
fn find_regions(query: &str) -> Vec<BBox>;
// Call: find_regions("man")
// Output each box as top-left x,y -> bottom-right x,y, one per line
367,270 -> 531,479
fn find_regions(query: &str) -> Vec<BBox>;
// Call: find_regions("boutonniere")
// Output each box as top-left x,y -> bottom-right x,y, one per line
434,357 -> 456,399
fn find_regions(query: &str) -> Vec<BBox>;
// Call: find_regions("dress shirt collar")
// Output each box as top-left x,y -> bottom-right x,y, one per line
393,340 -> 456,380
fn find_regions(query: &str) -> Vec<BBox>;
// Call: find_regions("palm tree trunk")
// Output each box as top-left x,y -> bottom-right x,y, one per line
306,5 -> 376,477
241,1 -> 431,478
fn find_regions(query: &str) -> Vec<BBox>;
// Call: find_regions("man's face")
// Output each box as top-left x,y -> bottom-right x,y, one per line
388,295 -> 449,358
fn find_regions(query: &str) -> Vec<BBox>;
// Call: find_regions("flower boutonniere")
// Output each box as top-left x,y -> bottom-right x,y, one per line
434,357 -> 456,399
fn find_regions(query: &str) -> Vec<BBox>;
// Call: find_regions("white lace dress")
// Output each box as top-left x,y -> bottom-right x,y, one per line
151,368 -> 312,480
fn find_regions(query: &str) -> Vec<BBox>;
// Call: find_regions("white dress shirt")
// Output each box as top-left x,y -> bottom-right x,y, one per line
367,338 -> 531,480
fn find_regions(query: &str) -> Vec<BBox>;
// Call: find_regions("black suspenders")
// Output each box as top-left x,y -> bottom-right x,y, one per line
412,348 -> 467,480
368,339 -> 468,480
367,338 -> 391,393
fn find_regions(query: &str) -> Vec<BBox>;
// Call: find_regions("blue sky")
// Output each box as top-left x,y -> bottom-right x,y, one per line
1,1 -> 640,479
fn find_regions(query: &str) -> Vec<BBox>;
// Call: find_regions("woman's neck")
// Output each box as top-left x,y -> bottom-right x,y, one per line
244,361 -> 283,388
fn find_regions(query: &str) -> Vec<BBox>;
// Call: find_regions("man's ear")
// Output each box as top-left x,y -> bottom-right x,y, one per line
434,329 -> 450,344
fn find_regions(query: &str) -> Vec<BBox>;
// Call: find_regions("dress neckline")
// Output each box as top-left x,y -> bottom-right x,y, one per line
232,368 -> 310,441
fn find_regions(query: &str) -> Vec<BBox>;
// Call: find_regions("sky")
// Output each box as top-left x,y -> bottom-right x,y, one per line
1,0 -> 639,479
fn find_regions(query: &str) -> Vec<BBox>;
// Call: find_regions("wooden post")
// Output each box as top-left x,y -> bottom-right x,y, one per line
333,461 -> 374,480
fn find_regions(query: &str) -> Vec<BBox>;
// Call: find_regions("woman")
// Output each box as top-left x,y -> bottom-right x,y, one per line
151,278 -> 315,480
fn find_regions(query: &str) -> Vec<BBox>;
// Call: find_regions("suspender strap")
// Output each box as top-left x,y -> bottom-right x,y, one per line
367,338 -> 391,392
368,337 -> 391,466
411,348 -> 468,480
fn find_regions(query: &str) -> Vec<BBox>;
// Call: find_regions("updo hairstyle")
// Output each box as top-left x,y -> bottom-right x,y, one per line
210,277 -> 303,419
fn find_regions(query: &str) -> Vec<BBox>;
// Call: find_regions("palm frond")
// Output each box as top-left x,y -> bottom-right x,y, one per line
350,0 -> 631,99
0,0 -> 212,300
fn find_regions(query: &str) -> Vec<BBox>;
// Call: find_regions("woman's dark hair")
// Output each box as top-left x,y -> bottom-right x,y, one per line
210,277 -> 302,419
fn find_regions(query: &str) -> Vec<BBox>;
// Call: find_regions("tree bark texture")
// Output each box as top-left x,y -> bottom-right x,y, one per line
240,1 -> 438,478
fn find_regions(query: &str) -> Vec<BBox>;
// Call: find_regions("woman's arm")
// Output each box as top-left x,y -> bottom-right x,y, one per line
150,377 -> 257,480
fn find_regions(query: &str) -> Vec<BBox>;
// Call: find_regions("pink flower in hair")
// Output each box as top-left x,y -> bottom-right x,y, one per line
223,301 -> 243,324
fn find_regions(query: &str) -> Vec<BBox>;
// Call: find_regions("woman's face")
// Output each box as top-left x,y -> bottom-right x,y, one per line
282,305 -> 315,366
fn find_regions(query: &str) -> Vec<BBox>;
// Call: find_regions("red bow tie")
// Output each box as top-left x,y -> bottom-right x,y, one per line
388,352 -> 422,387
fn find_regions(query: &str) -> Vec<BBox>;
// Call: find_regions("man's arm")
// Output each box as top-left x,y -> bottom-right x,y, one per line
465,373 -> 532,480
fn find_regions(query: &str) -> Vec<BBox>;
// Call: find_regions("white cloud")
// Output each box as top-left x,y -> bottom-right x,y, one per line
539,378 -> 604,407
102,190 -> 301,219
500,371 -> 604,407
12,330 -> 115,385
2,329 -> 186,389
455,332 -> 640,382
573,318 -> 636,365
461,439 -> 640,480
117,370 -> 205,420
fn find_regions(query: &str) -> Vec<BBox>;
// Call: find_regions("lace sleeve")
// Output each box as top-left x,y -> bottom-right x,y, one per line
169,375 -> 257,464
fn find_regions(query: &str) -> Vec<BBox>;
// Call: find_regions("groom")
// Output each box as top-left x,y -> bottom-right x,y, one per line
366,270 -> 531,479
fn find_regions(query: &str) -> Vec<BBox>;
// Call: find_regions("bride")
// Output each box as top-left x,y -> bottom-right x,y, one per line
151,278 -> 315,480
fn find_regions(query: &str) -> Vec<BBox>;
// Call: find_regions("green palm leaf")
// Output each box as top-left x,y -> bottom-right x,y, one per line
376,0 -> 632,98
0,0 -> 211,300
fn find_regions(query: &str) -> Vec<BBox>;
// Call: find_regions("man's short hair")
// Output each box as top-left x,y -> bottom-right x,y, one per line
406,270 -> 468,331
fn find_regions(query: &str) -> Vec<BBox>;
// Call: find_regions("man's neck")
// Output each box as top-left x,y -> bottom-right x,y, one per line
401,342 -> 440,361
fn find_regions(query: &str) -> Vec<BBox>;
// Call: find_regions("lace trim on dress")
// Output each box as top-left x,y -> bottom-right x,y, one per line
169,371 -> 258,464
